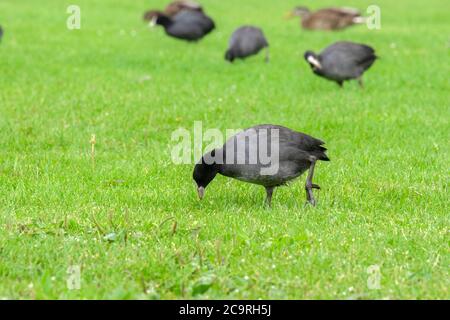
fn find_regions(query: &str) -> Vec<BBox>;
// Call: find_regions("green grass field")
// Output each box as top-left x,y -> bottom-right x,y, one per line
0,0 -> 449,299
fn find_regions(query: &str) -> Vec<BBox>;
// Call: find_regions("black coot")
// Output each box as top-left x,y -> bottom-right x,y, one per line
145,10 -> 215,41
304,41 -> 377,87
193,124 -> 329,207
225,26 -> 269,63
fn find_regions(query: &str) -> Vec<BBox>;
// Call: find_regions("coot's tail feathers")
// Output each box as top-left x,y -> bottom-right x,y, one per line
297,134 -> 330,162
319,154 -> 330,161
314,145 -> 330,161
357,53 -> 377,70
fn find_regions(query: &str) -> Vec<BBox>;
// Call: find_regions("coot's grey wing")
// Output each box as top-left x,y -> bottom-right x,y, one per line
265,125 -> 329,161
198,13 -> 215,33
320,42 -> 376,78
321,42 -> 375,63
174,10 -> 214,34
219,125 -> 327,186
166,22 -> 204,40
220,127 -> 284,183
168,11 -> 207,40
219,127 -> 269,183
228,27 -> 243,47
250,125 -> 325,150
229,27 -> 268,58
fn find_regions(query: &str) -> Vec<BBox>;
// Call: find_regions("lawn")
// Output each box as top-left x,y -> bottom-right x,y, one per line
0,0 -> 448,299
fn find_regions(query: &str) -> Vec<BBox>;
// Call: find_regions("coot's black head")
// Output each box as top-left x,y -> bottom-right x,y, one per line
143,10 -> 172,27
225,50 -> 235,62
304,50 -> 322,70
193,150 -> 219,199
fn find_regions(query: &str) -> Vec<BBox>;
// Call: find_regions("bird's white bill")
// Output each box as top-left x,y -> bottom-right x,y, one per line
197,187 -> 205,200
307,56 -> 322,69
149,16 -> 157,28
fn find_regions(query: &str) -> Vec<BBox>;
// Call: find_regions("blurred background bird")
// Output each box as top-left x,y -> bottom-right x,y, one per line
143,9 -> 215,41
164,0 -> 203,16
286,6 -> 366,31
304,41 -> 377,87
144,0 -> 203,25
225,26 -> 270,63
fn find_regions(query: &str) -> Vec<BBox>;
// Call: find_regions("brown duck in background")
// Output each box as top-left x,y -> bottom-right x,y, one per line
287,6 -> 365,31
144,1 -> 203,22
164,0 -> 203,16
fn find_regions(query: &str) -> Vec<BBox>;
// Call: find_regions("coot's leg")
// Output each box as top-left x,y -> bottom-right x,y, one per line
265,47 -> 270,63
265,186 -> 274,207
337,80 -> 344,88
305,160 -> 319,206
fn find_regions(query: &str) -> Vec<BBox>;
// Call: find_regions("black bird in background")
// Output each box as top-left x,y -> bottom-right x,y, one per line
193,125 -> 329,207
304,41 -> 377,87
144,10 -> 215,41
225,26 -> 270,63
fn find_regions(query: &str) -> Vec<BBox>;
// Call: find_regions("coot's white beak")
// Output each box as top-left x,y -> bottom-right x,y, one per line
197,187 -> 205,200
149,16 -> 157,28
307,56 -> 322,70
